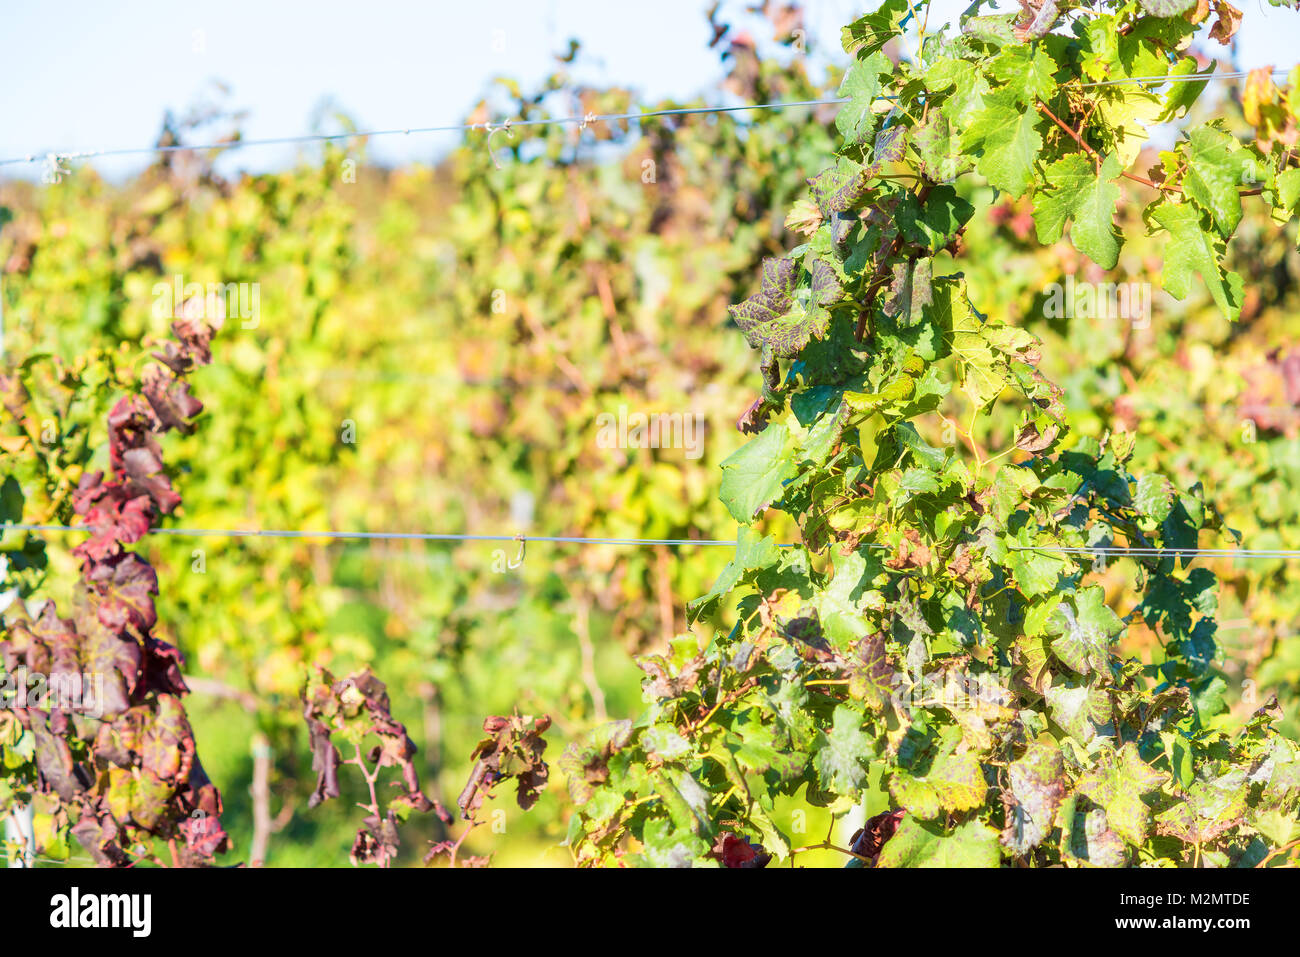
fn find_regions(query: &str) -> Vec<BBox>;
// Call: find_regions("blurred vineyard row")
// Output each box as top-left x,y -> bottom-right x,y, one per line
1,9 -> 1298,865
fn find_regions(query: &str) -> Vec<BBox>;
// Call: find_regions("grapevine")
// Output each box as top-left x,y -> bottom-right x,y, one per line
565,0 -> 1300,868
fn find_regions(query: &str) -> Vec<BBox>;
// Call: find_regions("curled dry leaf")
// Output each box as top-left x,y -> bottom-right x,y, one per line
457,711 -> 553,819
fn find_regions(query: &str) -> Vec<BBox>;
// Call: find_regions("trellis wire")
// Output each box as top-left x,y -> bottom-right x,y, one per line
1,66 -> 1289,169
1078,68 -> 1291,88
1008,545 -> 1300,558
4,524 -> 1300,557
0,98 -> 846,169
1,523 -> 790,547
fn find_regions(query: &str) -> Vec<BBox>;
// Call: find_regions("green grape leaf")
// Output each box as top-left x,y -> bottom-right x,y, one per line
1049,586 -> 1124,675
1155,768 -> 1249,844
841,0 -> 910,56
927,58 -> 989,129
1032,152 -> 1123,268
812,704 -> 873,794
1134,473 -> 1174,525
816,548 -> 882,648
1158,57 -> 1209,121
877,816 -> 1001,867
688,528 -> 782,622
1076,742 -> 1167,846
912,110 -> 971,182
730,717 -> 806,779
636,817 -> 715,868
642,724 -> 692,763
719,424 -> 799,522
1046,684 -> 1106,745
964,89 -> 1043,198
1182,127 -> 1252,238
889,748 -> 987,819
1151,201 -> 1244,321
1001,742 -> 1067,855
836,53 -> 892,145
988,45 -> 1056,106
960,14 -> 1017,47
1008,547 -> 1066,597
1277,167 -> 1300,212
1138,0 -> 1196,15
899,186 -> 974,254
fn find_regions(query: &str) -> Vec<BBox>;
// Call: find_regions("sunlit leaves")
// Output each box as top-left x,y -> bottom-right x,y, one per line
1048,586 -> 1124,675
1156,768 -> 1249,844
1151,201 -> 1244,320
1046,683 -> 1107,746
1008,545 -> 1067,599
889,745 -> 987,819
1032,153 -> 1123,268
925,57 -> 989,129
637,817 -> 715,868
963,89 -> 1043,198
840,0 -> 910,57
912,111 -> 969,182
815,548 -> 884,647
1138,0 -> 1196,15
1129,475 -> 1174,528
1076,743 -> 1167,846
836,53 -> 892,145
944,280 -> 1040,410
811,159 -> 874,214
812,704 -> 873,794
1181,126 -> 1253,237
987,45 -> 1056,106
395,0 -> 1300,870
718,424 -> 798,522
1000,742 -> 1066,855
877,815 -> 1001,867
688,528 -> 782,622
899,186 -> 974,254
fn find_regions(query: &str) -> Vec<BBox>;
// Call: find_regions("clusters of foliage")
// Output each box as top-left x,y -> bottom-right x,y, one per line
0,310 -> 228,865
960,81 -> 1300,741
563,0 -> 1300,867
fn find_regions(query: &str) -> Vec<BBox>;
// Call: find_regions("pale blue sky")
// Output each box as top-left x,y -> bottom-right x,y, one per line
2,0 -> 1299,180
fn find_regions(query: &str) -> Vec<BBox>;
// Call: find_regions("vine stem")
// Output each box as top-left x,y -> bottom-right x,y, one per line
978,441 -> 1021,475
348,742 -> 390,869
445,819 -> 480,869
788,839 -> 874,863
687,678 -> 759,736
1035,99 -> 1266,196
1257,836 -> 1300,867
941,412 -> 988,465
